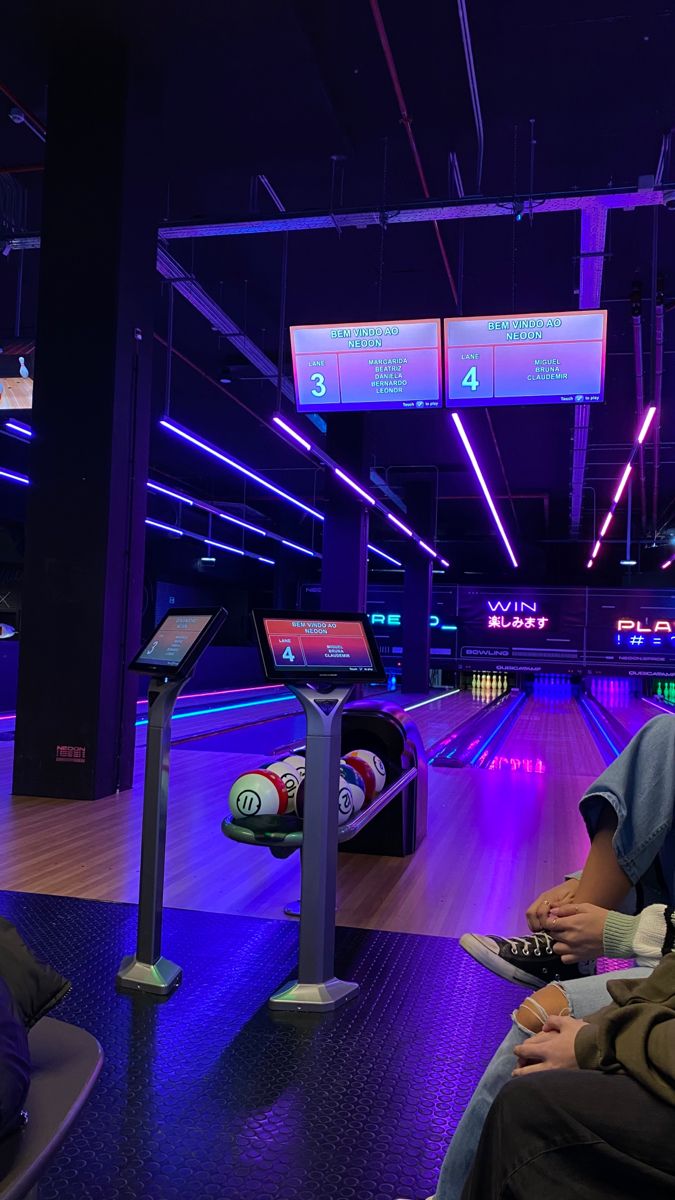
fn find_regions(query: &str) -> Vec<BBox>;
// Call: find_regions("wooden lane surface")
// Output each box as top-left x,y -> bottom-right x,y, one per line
486,696 -> 605,776
0,707 -> 597,938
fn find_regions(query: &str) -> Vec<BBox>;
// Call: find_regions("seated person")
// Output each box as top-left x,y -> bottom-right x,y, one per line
0,916 -> 70,1142
396,714 -> 675,1200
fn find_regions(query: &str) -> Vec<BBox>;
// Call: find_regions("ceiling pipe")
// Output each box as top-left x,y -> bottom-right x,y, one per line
456,0 -> 484,193
0,83 -> 46,142
368,0 -> 459,307
630,286 -> 647,534
652,280 -> 665,531
569,204 -> 607,537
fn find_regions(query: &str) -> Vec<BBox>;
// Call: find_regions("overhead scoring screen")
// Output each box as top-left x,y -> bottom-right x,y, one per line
290,319 -> 442,412
444,309 -> 607,407
263,617 -> 376,673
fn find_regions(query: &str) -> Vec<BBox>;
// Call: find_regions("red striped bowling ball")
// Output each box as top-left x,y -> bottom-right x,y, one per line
347,749 -> 387,795
228,770 -> 288,819
344,752 -> 377,802
265,761 -> 301,812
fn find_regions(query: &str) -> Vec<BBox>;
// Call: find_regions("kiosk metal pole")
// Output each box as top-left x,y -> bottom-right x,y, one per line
116,673 -> 190,996
269,683 -> 358,1012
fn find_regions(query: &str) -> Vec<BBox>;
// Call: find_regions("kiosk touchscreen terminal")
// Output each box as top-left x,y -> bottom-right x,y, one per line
130,608 -> 226,677
118,606 -> 226,997
251,611 -> 384,1011
253,611 -> 385,684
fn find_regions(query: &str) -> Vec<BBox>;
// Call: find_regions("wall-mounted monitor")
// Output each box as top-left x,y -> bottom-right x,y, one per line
0,355 -> 33,411
444,309 -> 606,408
290,319 -> 442,413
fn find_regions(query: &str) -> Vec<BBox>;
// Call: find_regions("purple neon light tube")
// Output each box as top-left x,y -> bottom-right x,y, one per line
450,412 -> 518,568
0,467 -> 29,485
160,418 -> 324,521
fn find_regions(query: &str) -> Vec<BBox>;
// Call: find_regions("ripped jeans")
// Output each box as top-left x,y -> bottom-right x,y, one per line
435,968 -> 651,1200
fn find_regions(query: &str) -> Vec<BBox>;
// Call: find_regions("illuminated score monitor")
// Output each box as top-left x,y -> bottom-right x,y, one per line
290,319 -> 442,413
0,354 -> 33,411
444,309 -> 607,408
253,610 -> 386,683
130,607 -> 227,677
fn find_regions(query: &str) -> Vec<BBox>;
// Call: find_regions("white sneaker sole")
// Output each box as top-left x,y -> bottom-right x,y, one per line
459,933 -> 543,989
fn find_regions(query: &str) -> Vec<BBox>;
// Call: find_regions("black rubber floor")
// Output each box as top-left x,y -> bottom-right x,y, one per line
0,891 -> 522,1200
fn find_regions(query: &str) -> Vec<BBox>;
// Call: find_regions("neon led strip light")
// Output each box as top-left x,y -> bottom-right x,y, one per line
160,418 -> 324,521
0,467 -> 29,485
136,693 -> 291,727
282,538 -> 315,557
661,553 -> 675,571
587,406 -> 656,568
367,543 -> 402,567
450,412 -> 518,568
405,689 -> 460,711
271,415 -> 446,560
5,421 -> 32,438
145,518 -> 275,565
147,479 -> 312,553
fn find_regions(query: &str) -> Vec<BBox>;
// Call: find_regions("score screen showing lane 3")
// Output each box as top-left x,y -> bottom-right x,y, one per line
290,319 -> 442,413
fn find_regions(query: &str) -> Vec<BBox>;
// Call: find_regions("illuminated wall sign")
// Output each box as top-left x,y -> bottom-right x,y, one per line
616,618 -> 675,649
370,612 -> 456,630
485,599 -> 549,631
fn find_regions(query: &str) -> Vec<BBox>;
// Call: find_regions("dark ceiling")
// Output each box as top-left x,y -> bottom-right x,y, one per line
1,0 -> 674,590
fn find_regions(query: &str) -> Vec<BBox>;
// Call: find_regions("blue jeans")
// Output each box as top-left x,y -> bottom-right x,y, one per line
436,968 -> 651,1200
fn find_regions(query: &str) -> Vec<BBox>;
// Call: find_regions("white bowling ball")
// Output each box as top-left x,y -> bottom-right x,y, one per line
228,770 -> 287,819
347,749 -> 387,795
283,754 -> 306,781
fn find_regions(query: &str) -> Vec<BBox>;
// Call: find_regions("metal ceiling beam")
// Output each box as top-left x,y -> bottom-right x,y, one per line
157,186 -> 666,239
569,205 -> 608,537
156,244 -> 295,403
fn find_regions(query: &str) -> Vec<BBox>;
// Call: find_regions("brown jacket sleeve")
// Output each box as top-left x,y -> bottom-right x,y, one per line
575,954 -> 675,1106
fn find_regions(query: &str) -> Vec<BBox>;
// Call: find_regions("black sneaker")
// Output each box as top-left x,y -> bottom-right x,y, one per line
459,931 -> 595,989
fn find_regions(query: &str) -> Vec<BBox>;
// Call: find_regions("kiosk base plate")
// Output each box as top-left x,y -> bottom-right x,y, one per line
269,977 -> 359,1011
116,955 -> 183,996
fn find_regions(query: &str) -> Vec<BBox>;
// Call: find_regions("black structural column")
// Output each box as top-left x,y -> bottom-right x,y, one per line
13,7 -> 163,800
320,417 -> 369,612
401,478 -> 437,694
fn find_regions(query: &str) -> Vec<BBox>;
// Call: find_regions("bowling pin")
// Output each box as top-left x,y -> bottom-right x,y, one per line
18,356 -> 29,379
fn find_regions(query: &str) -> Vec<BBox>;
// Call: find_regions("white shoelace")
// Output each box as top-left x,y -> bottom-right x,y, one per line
507,932 -> 554,957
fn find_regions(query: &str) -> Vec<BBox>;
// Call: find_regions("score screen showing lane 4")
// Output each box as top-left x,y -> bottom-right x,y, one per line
445,309 -> 607,407
290,319 -> 442,413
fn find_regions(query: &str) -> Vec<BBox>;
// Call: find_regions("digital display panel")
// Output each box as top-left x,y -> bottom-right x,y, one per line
133,613 -> 212,670
264,618 -> 375,671
586,590 -> 675,671
445,309 -> 606,408
0,356 -> 33,411
290,319 -> 442,412
366,585 -> 459,663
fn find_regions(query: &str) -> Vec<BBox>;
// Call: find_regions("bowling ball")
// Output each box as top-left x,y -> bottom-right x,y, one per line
344,752 -> 377,802
347,749 -> 387,795
283,754 -> 306,780
228,770 -> 288,819
265,761 -> 301,812
339,761 -> 366,813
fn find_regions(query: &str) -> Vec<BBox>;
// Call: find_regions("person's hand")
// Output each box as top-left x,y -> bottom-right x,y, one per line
526,878 -> 580,932
545,903 -> 609,962
512,1015 -> 588,1075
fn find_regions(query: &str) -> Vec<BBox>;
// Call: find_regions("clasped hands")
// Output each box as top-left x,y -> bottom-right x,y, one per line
513,1014 -> 588,1076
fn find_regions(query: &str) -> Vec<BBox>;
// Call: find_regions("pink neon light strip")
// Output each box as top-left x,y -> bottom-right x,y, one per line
613,463 -> 633,506
599,512 -> 613,538
637,405 -> 657,445
451,412 -> 518,568
591,539 -> 602,559
419,540 -> 437,557
388,513 -> 413,537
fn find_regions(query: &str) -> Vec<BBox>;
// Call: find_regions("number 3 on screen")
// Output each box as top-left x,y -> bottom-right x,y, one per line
310,372 -> 327,398
461,366 -> 480,392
